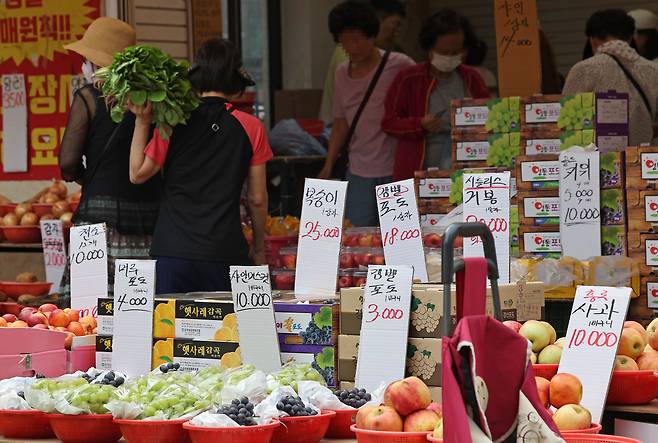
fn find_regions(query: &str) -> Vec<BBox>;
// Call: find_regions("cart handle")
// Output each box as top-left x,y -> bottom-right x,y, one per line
441,222 -> 502,337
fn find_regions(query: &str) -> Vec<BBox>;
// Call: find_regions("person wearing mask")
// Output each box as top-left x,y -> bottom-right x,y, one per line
317,1 -> 413,227
563,9 -> 658,146
319,0 -> 406,125
58,17 -> 161,303
629,9 -> 658,62
127,38 -> 271,294
382,9 -> 489,180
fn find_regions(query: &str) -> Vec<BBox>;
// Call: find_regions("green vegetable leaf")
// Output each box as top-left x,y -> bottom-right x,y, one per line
110,105 -> 124,123
131,90 -> 147,105
149,90 -> 167,102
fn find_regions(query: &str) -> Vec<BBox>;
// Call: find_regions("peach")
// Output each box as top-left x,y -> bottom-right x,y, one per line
2,314 -> 17,323
0,318 -> 7,327
403,409 -> 441,432
49,309 -> 70,328
384,376 -> 431,416
549,373 -> 583,408
8,320 -> 27,328
624,321 -> 646,338
618,328 -> 646,360
26,312 -> 48,327
38,303 -> 59,313
64,308 -> 79,322
427,402 -> 443,419
552,404 -> 592,431
79,315 -> 96,333
535,376 -> 551,408
647,318 -> 658,351
357,406 -> 403,432
614,355 -> 639,371
67,321 -> 84,336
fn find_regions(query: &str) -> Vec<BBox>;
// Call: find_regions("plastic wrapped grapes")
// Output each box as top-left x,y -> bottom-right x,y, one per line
266,362 -> 326,393
220,365 -> 267,407
54,382 -> 117,415
216,397 -> 258,426
25,376 -> 89,413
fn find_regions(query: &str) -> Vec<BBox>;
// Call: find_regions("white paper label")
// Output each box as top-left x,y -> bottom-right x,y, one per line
644,195 -> 658,222
112,260 -> 155,378
596,97 -> 628,124
647,282 -> 658,309
520,160 -> 561,182
462,172 -> 511,283
356,266 -> 413,393
418,178 -> 451,198
70,223 -> 108,317
641,153 -> 658,180
525,102 -> 561,123
454,106 -> 489,126
597,135 -> 628,153
40,220 -> 66,292
230,266 -> 281,373
559,285 -> 631,424
377,179 -> 428,282
456,141 -> 489,161
525,138 -> 561,155
645,240 -> 658,267
523,197 -> 560,218
1,74 -> 28,172
559,150 -> 601,260
295,179 -> 348,298
523,232 -> 561,253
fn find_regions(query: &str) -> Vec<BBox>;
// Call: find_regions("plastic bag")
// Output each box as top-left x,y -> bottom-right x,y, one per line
269,119 -> 326,156
298,381 -> 387,411
254,386 -> 320,425
220,369 -> 267,406
189,411 -> 240,428
0,377 -> 34,397
25,375 -> 88,413
192,366 -> 225,404
54,382 -> 117,415
266,362 -> 325,393
0,392 -> 31,410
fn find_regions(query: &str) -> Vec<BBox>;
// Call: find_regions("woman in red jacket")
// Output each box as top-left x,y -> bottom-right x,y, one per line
382,9 -> 490,180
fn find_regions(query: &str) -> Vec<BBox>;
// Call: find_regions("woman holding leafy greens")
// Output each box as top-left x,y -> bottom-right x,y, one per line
58,18 -> 161,303
126,38 -> 272,294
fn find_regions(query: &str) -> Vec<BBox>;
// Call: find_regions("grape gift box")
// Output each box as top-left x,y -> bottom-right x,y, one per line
279,343 -> 337,387
273,301 -> 338,346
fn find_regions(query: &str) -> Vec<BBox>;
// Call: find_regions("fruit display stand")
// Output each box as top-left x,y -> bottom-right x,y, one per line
602,400 -> 658,435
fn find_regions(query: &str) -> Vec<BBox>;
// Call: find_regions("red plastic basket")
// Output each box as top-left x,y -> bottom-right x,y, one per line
533,364 -> 559,380
271,410 -> 336,443
47,413 -> 122,443
351,425 -> 431,443
114,418 -> 191,443
1,226 -> 42,243
562,434 -> 641,443
0,409 -> 54,439
33,203 -> 53,217
427,435 -> 444,442
183,420 -> 279,443
607,370 -> 658,405
0,203 -> 16,216
560,423 -> 602,435
0,281 -> 52,298
325,408 -> 358,439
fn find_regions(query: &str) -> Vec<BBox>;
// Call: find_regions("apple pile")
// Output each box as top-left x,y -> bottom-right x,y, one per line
0,303 -> 97,349
505,320 -> 564,364
535,373 -> 593,432
614,320 -> 658,371
355,376 -> 442,436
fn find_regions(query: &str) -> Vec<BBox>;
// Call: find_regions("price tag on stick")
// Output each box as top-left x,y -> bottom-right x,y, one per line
560,149 -> 601,259
558,285 -> 631,424
376,179 -> 428,282
2,74 -> 28,172
112,260 -> 156,378
356,265 -> 413,392
462,172 -> 511,283
295,178 -> 348,298
40,220 -> 66,292
70,223 -> 108,317
230,266 -> 281,373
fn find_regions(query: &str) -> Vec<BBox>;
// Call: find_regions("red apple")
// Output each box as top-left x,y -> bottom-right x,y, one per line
27,312 -> 48,327
356,406 -> 377,429
0,317 -> 7,327
423,233 -> 442,248
614,355 -> 639,371
552,404 -> 592,431
535,376 -> 550,408
384,376 -> 431,416
372,234 -> 383,247
38,303 -> 58,313
8,320 -> 27,328
274,274 -> 294,290
18,307 -> 37,323
354,253 -> 372,267
354,277 -> 366,287
426,403 -> 442,419
63,308 -> 79,322
358,234 -> 373,247
618,328 -> 646,360
79,315 -> 97,333
372,255 -> 385,265
55,326 -> 67,332
49,309 -> 70,328
339,252 -> 355,269
2,314 -> 17,323
357,405 -> 403,431
549,373 -> 583,408
403,409 -> 441,432
637,348 -> 658,370
32,324 -> 49,330
624,320 -> 646,339
338,276 -> 354,288
503,320 -> 522,333
67,321 -> 85,336
647,318 -> 658,351
64,332 -> 74,350
282,254 -> 297,270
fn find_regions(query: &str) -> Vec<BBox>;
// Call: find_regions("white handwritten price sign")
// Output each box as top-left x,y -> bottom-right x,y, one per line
560,149 -> 601,260
70,223 -> 108,317
376,179 -> 428,282
229,266 -> 281,373
356,265 -> 413,392
295,178 -> 348,298
112,260 -> 156,378
462,172 -> 511,283
40,220 -> 66,292
559,285 -> 631,424
2,74 -> 28,172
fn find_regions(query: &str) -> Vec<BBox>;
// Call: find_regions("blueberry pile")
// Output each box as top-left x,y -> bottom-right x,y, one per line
218,397 -> 256,426
159,362 -> 181,373
276,396 -> 317,417
334,388 -> 371,408
300,322 -> 332,345
81,371 -> 125,387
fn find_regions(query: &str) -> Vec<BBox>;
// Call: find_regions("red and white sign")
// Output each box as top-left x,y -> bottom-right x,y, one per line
454,106 -> 489,126
523,196 -> 560,218
70,223 -> 107,317
647,282 -> 658,309
377,179 -> 428,282
456,141 -> 489,161
559,285 -> 631,424
525,138 -> 561,156
40,219 -> 66,292
356,265 -> 413,392
295,178 -> 347,298
462,172 -> 511,283
523,231 -> 561,254
644,195 -> 658,222
645,239 -> 658,267
520,160 -> 561,182
524,102 -> 561,123
640,153 -> 658,180
417,178 -> 451,198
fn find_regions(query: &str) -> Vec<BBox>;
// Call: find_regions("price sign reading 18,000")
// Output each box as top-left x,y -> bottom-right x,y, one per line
230,265 -> 281,373
70,223 -> 108,318
295,179 -> 348,298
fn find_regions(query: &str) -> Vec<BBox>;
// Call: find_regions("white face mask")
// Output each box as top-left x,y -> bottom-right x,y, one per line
431,52 -> 462,73
82,60 -> 96,84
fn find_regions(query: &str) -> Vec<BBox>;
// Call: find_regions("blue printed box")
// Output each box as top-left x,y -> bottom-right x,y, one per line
279,343 -> 337,387
273,302 -> 338,346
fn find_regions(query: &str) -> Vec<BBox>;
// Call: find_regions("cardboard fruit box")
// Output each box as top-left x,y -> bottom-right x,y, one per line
518,190 -> 560,226
450,96 -> 520,134
520,93 -> 594,132
151,337 -> 240,371
626,189 -> 658,233
628,232 -> 658,276
414,170 -> 452,200
451,132 -> 521,169
274,301 -> 338,346
519,225 -> 628,258
625,146 -> 658,189
279,343 -> 337,387
520,129 -> 596,156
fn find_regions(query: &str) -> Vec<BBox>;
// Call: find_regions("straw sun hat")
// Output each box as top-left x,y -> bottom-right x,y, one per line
64,17 -> 136,67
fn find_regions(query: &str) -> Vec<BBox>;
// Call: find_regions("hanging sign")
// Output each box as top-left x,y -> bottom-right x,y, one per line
376,179 -> 428,282
230,265 -> 281,373
2,74 -> 28,172
356,265 -> 413,392
558,285 -> 631,424
112,260 -> 156,378
295,178 -> 347,298
70,223 -> 107,317
40,219 -> 66,292
559,149 -> 601,259
462,172 -> 511,283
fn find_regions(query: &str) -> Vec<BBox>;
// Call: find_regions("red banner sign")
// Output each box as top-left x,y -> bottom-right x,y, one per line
0,0 -> 100,180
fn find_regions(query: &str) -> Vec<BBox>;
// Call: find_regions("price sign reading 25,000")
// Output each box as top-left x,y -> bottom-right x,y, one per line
301,221 -> 340,241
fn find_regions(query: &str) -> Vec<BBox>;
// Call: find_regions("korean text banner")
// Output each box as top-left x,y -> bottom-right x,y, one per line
0,0 -> 100,180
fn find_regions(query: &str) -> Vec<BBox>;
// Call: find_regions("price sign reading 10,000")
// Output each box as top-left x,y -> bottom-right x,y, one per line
234,291 -> 272,311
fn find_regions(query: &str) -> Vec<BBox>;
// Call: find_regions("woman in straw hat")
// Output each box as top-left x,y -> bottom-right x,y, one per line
58,17 -> 161,303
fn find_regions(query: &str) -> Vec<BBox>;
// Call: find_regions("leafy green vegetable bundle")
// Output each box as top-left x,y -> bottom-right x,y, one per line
95,45 -> 200,138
